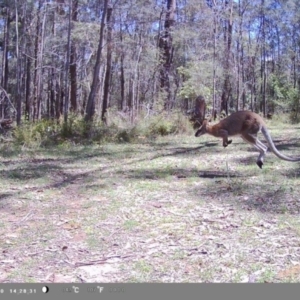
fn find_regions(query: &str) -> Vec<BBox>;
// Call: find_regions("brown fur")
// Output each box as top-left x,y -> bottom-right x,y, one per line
195,111 -> 300,168
190,96 -> 206,129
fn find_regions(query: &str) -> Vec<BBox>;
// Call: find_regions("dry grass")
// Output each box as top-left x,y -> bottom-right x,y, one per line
0,121 -> 300,283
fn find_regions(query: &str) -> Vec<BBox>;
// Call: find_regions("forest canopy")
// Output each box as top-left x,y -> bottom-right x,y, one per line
0,0 -> 299,128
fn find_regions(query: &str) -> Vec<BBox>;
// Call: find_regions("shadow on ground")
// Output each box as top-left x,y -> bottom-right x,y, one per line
191,173 -> 300,215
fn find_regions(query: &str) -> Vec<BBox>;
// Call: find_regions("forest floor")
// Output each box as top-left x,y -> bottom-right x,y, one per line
1,122 -> 300,283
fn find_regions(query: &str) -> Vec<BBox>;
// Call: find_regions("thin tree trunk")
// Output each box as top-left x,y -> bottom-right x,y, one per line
33,0 -> 45,121
51,7 -> 57,120
236,0 -> 241,112
85,0 -> 108,122
119,24 -> 125,111
15,0 -> 22,125
1,9 -> 10,118
70,0 -> 78,112
212,3 -> 217,118
220,0 -> 233,115
25,54 -> 31,120
102,5 -> 113,124
120,53 -> 125,110
32,2 -> 40,121
64,0 -> 72,122
261,0 -> 266,116
159,0 -> 176,111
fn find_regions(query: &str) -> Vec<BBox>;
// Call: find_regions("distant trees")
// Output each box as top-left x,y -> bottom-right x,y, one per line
0,0 -> 299,125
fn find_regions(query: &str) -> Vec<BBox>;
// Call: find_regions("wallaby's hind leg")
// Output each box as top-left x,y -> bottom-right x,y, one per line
241,133 -> 268,169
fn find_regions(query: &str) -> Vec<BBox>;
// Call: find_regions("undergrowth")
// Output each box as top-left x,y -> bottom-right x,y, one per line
11,111 -> 194,148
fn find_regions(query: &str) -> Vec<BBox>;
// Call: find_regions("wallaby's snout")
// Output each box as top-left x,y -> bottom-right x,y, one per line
194,120 -> 207,137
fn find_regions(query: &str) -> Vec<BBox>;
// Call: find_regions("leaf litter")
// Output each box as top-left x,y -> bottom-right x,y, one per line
0,131 -> 300,282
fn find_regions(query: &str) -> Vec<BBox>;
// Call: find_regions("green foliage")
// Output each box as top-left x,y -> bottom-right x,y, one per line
13,119 -> 58,148
267,113 -> 291,125
143,111 -> 193,138
177,64 -> 212,101
269,74 -> 297,109
266,74 -> 300,123
60,114 -> 92,140
11,110 -> 194,148
290,98 -> 300,124
147,116 -> 176,136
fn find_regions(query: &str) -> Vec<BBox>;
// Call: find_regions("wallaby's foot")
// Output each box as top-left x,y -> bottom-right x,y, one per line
223,140 -> 232,148
256,161 -> 263,169
223,139 -> 232,147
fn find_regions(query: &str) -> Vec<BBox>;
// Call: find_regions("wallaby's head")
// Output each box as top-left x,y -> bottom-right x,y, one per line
195,119 -> 208,137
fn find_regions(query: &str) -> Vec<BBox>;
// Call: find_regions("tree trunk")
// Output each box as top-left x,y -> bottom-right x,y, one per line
64,0 -> 72,122
15,0 -> 22,125
70,0 -> 78,112
85,0 -> 108,122
25,54 -> 31,120
212,3 -> 217,118
261,0 -> 266,117
220,0 -> 233,115
158,0 -> 176,111
120,53 -> 125,110
50,7 -> 57,120
1,9 -> 10,118
102,6 -> 113,124
33,0 -> 45,121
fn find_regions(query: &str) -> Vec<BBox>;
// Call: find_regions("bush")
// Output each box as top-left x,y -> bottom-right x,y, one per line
144,111 -> 193,137
11,110 -> 194,148
13,119 -> 57,148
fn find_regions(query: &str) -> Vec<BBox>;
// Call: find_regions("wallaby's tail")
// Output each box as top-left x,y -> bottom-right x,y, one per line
261,126 -> 300,162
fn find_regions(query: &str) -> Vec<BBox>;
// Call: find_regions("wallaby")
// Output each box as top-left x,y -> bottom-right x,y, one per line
195,110 -> 300,168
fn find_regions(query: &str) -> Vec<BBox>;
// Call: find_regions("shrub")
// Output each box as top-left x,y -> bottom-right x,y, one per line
13,119 -> 57,148
143,111 -> 193,138
11,110 -> 194,148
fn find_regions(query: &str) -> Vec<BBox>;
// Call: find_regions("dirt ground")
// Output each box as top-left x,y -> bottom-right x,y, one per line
1,124 -> 300,282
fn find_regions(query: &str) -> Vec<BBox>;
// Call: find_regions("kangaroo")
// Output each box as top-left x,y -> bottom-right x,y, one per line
195,110 -> 300,168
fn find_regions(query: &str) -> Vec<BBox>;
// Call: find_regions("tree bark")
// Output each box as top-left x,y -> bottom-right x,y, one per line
158,0 -> 176,111
15,0 -> 21,125
1,8 -> 10,118
85,0 -> 108,122
220,0 -> 233,115
69,0 -> 78,112
64,0 -> 72,122
260,0 -> 266,117
102,6 -> 113,124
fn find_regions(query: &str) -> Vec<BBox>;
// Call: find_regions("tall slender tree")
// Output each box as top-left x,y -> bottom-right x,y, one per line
69,0 -> 78,113
220,0 -> 233,115
159,0 -> 176,110
85,0 -> 108,122
102,5 -> 113,124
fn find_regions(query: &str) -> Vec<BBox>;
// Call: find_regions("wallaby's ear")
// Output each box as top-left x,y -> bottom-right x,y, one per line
205,114 -> 212,123
195,120 -> 206,137
201,119 -> 208,126
195,128 -> 201,137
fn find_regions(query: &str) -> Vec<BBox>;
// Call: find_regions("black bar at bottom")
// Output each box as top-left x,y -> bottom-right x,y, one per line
0,283 -> 299,300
